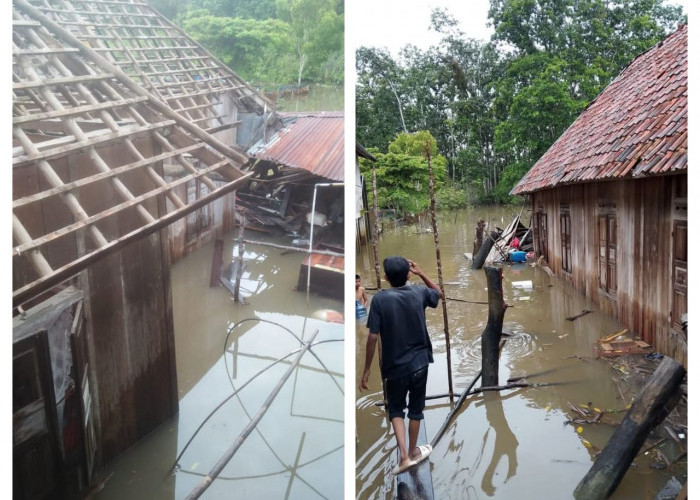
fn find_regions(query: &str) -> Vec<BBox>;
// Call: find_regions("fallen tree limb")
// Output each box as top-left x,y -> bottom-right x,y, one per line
566,309 -> 592,321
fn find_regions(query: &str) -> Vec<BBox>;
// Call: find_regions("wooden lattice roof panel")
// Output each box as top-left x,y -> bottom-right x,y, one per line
512,25 -> 687,195
12,0 -> 254,307
24,0 -> 275,132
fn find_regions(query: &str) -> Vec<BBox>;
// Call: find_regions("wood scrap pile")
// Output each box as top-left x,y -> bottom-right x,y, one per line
595,329 -> 652,357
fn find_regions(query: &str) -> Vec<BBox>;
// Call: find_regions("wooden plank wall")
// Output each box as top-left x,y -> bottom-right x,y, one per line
13,137 -> 179,465
532,175 -> 687,367
77,140 -> 179,464
165,183 -> 237,263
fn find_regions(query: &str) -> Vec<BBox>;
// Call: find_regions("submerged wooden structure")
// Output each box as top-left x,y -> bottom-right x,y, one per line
512,25 -> 688,367
10,1 -> 291,497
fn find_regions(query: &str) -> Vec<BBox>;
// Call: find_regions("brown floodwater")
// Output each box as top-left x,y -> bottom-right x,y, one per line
95,231 -> 344,499
355,206 -> 686,500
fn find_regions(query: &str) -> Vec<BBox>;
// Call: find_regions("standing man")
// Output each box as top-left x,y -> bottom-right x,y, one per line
360,256 -> 442,474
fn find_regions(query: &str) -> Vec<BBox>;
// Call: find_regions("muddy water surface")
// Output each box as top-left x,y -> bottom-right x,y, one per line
356,207 -> 686,500
97,232 -> 344,500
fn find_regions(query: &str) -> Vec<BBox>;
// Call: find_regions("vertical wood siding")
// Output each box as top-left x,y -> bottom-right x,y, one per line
532,175 -> 687,367
13,138 -> 179,465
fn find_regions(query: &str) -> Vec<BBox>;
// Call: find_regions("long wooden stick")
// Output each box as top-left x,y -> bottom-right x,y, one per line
430,370 -> 482,449
240,239 -> 343,257
184,329 -> 319,500
424,144 -> 453,399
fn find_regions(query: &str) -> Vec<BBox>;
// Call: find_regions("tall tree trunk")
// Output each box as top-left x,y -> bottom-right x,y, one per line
386,76 -> 407,133
296,52 -> 306,87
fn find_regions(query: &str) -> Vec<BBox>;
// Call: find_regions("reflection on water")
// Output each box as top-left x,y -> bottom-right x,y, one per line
356,207 -> 685,500
97,231 -> 344,499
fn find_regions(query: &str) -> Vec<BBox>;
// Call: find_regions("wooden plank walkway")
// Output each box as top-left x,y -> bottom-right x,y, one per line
395,420 -> 434,500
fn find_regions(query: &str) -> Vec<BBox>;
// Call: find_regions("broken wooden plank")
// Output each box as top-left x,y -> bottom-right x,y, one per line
600,328 -> 629,343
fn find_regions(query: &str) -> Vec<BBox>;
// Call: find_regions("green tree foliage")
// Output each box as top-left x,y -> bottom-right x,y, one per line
147,0 -> 343,86
275,0 -> 344,85
360,132 -> 452,214
178,11 -> 295,84
356,1 -> 685,205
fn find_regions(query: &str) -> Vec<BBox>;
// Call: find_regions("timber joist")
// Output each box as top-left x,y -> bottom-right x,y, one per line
11,0 -> 260,308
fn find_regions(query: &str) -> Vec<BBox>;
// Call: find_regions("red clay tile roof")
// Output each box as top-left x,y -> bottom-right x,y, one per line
248,112 -> 344,182
512,25 -> 687,195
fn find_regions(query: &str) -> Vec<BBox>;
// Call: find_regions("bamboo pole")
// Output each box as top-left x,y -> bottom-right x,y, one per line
184,329 -> 319,500
370,161 -> 382,290
424,144 -> 453,399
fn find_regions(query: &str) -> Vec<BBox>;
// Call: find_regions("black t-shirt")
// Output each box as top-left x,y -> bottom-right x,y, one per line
366,284 -> 440,380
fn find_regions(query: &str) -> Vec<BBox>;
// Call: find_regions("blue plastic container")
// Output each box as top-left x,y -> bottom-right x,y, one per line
509,250 -> 527,263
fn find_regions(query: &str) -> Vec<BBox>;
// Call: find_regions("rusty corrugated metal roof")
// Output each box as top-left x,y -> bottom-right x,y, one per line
249,112 -> 344,182
512,25 -> 687,195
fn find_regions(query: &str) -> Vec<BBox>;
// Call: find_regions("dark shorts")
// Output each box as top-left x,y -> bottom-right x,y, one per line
385,365 -> 428,420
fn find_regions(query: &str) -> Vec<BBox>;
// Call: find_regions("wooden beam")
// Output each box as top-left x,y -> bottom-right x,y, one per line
13,172 -> 253,307
13,120 -> 176,167
13,97 -> 149,126
204,121 -> 242,135
12,73 -> 116,91
12,158 -> 239,256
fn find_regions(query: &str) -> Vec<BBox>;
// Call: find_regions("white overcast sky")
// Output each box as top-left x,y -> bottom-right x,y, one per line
348,0 -> 691,57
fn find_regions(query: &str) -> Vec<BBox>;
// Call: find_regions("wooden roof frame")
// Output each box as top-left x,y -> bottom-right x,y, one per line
12,0 -> 256,307
24,0 -> 277,131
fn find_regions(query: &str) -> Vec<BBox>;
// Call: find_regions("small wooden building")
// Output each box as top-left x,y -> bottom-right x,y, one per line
512,26 -> 687,367
355,143 -> 376,249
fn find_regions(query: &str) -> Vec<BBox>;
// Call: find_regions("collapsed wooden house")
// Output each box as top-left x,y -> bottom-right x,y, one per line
512,25 -> 687,366
247,112 -> 345,298
10,1 -> 296,498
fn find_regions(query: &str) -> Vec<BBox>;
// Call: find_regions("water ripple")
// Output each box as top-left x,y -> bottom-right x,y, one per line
452,326 -> 536,378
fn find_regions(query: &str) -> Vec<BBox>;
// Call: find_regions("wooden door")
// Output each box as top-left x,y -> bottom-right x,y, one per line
13,331 -> 63,500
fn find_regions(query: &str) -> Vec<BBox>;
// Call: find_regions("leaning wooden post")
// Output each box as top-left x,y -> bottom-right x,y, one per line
370,161 -> 382,290
233,217 -> 245,303
482,266 -> 506,386
424,143 -> 453,399
574,356 -> 686,500
472,230 -> 501,270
